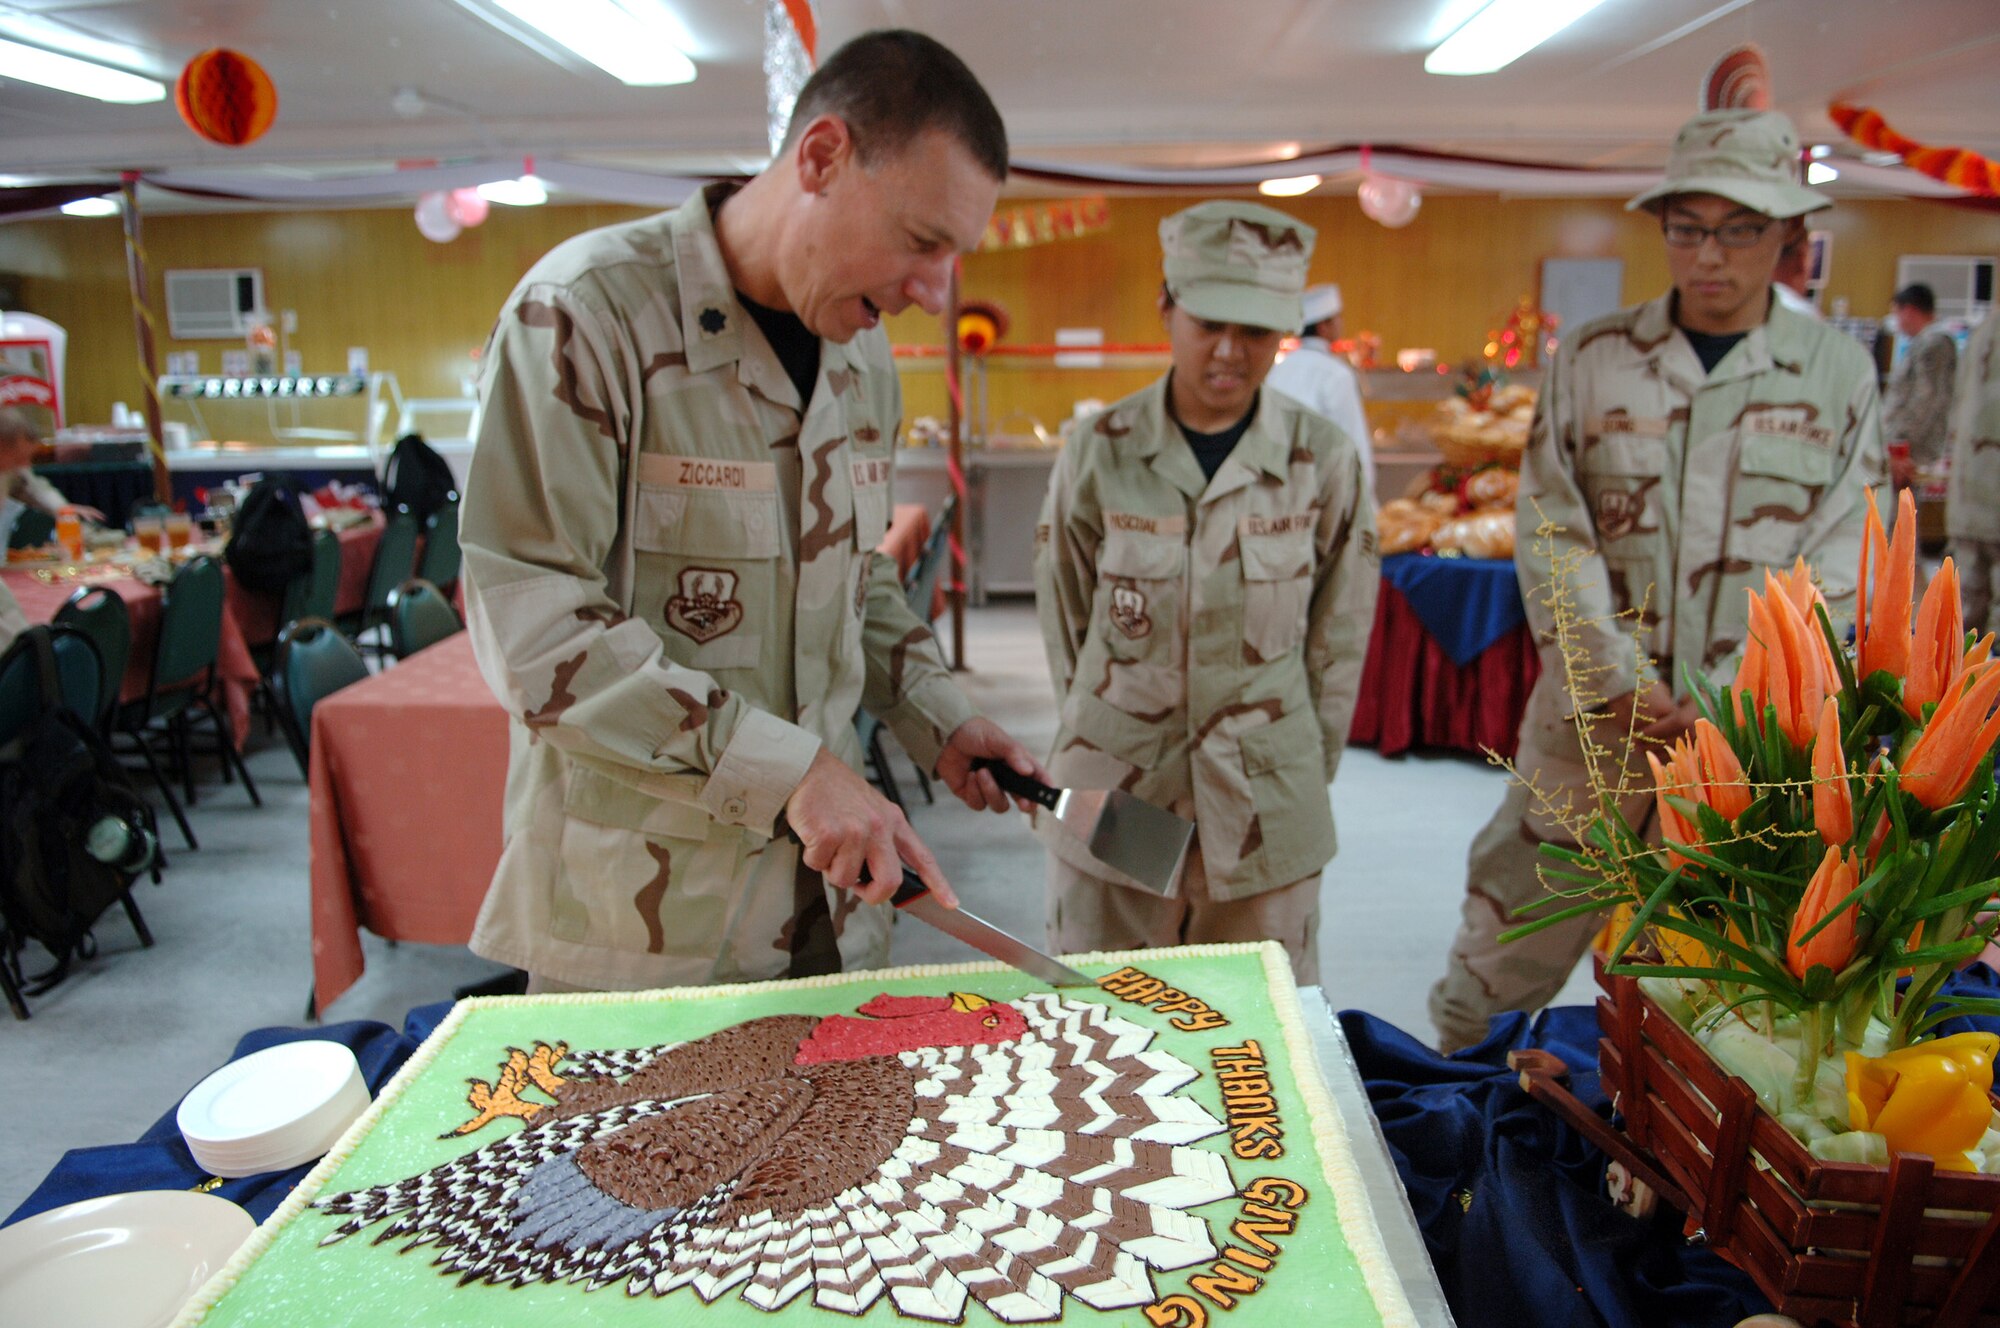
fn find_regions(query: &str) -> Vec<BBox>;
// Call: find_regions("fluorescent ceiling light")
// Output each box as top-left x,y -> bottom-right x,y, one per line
1807,162 -> 1840,186
1259,174 -> 1322,197
1426,0 -> 1612,76
0,37 -> 164,103
478,176 -> 548,206
61,196 -> 119,217
490,0 -> 695,86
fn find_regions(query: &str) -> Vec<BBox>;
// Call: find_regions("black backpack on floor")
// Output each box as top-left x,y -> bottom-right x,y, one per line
382,432 -> 458,525
0,629 -> 157,996
226,474 -> 314,593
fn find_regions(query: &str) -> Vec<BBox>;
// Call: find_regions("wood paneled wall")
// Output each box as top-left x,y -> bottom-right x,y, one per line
2,192 -> 1994,432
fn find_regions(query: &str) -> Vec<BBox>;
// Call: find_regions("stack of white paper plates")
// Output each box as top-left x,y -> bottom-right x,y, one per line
176,1041 -> 370,1179
0,1190 -> 254,1328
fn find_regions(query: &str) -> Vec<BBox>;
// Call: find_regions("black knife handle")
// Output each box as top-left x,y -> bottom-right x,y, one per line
864,868 -> 932,908
971,758 -> 1061,810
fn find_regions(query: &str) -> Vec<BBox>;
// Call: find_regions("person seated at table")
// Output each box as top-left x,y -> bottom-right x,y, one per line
0,407 -> 106,541
1427,107 -> 1884,1053
1032,200 -> 1379,985
458,30 -> 1045,996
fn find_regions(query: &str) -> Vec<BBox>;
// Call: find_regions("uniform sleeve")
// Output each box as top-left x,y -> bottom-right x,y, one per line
1033,434 -> 1099,705
461,283 -> 821,839
1514,343 -> 1641,708
1305,439 -> 1380,784
858,403 -> 978,773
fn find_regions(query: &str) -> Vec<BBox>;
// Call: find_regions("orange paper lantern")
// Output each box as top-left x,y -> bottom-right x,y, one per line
175,49 -> 278,148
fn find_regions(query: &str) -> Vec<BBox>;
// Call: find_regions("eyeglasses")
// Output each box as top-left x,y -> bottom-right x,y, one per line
1662,218 -> 1775,250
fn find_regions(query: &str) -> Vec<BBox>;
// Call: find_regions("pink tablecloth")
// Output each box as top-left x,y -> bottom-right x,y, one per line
309,633 -> 507,1012
3,565 -> 260,744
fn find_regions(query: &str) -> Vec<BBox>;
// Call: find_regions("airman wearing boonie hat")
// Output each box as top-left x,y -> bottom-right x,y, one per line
1429,108 -> 1885,1051
1032,200 -> 1379,984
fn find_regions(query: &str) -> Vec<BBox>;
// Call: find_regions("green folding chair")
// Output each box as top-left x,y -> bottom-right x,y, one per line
417,501 -> 461,595
272,617 -> 371,777
386,578 -> 463,659
114,555 -> 260,849
54,584 -> 131,735
343,510 -> 420,658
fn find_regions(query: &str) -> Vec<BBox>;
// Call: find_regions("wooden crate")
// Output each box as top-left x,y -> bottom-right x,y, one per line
1594,966 -> 2000,1328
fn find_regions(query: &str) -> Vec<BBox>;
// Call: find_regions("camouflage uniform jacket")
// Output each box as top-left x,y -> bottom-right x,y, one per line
1947,315 -> 2000,543
461,183 -> 976,989
1519,291 -> 1883,708
1034,379 -> 1378,902
1884,326 -> 1958,464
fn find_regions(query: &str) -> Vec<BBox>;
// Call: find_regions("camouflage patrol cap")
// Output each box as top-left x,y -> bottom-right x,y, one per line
1159,201 -> 1316,333
1626,108 -> 1830,219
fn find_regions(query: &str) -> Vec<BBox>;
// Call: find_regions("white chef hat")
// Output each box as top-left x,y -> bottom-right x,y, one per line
1301,284 -> 1343,326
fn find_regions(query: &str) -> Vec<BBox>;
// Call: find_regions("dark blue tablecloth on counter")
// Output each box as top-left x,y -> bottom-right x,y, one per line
5,1001 -> 453,1227
1380,552 -> 1526,667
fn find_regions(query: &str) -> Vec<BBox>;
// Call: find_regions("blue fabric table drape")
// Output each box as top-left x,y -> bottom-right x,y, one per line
1379,552 -> 1526,667
6,1001 -> 453,1227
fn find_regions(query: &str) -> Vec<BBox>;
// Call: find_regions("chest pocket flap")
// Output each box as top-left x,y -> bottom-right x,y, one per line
1100,525 -> 1186,579
634,483 -> 783,558
1239,524 -> 1315,581
1741,434 -> 1834,485
1579,435 -> 1667,477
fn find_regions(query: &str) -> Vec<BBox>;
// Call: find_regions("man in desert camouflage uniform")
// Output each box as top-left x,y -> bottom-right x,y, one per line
1034,201 -> 1379,985
1947,312 -> 2000,634
460,31 -> 1044,993
1429,109 -> 1885,1051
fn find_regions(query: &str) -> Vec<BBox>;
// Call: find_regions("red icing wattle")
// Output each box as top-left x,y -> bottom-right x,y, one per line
793,1000 -> 1028,1065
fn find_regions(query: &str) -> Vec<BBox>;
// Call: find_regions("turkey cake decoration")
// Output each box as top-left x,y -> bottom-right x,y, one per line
171,944 -> 1416,1327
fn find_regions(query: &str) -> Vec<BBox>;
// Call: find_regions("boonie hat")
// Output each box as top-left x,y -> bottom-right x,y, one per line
1302,284 -> 1343,326
1159,201 -> 1316,333
1626,108 -> 1830,219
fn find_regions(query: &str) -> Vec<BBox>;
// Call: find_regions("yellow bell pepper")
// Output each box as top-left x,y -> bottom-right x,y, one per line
1844,1032 -> 2000,1171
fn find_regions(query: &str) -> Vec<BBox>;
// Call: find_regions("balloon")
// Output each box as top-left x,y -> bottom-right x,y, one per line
446,188 -> 488,228
414,192 -> 461,243
175,48 -> 278,147
1358,174 -> 1422,228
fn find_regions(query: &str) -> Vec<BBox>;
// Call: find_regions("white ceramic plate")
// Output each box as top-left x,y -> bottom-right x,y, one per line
0,1190 -> 254,1328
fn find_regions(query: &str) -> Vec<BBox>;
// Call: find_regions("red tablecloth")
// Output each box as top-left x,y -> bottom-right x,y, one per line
309,633 -> 507,1012
307,517 -> 934,1011
1350,579 -> 1540,760
3,564 -> 260,744
227,514 -> 383,647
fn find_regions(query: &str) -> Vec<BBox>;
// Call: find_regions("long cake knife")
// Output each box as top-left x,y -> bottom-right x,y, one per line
885,870 -> 1095,987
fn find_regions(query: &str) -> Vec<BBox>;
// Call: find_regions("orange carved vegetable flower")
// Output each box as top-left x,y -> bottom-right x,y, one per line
1813,695 -> 1853,847
1649,719 -> 1751,866
1902,662 -> 2000,810
1787,844 -> 1861,981
1906,557 -> 1966,717
1856,488 -> 1916,681
1845,1032 -> 2000,1171
1738,569 -> 1839,747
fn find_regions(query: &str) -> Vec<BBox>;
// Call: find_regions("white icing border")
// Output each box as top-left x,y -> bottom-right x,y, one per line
173,942 -> 1419,1328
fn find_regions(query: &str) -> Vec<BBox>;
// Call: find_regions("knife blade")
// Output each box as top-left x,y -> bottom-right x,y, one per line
887,870 -> 1096,987
972,759 -> 1193,897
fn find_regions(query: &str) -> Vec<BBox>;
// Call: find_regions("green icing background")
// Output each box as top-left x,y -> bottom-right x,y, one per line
195,951 -> 1385,1326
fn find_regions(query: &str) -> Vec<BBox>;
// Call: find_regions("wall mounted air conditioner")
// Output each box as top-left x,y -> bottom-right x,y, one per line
1894,255 -> 1996,324
164,268 -> 265,339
